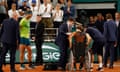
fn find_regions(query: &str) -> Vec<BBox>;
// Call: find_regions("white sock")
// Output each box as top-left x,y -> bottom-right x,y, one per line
99,63 -> 103,68
91,63 -> 93,68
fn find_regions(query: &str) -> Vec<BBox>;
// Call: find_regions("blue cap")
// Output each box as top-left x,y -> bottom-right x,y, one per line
32,0 -> 36,4
22,0 -> 27,2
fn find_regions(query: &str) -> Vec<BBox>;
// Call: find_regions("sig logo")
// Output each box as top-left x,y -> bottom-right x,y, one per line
30,45 -> 60,62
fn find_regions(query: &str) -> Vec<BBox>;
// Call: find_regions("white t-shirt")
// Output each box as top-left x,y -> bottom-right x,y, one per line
39,3 -> 52,18
115,20 -> 119,27
8,9 -> 20,18
52,9 -> 63,22
30,6 -> 39,22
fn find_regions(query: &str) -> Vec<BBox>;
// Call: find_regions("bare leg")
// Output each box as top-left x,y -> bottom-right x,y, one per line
26,45 -> 32,62
19,44 -> 26,64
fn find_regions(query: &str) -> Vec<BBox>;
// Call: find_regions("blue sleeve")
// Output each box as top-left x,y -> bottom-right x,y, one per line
59,24 -> 67,36
70,6 -> 75,17
0,21 -> 5,38
16,22 -> 20,43
103,22 -> 107,38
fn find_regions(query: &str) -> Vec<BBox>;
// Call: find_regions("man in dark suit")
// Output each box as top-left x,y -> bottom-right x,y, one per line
103,13 -> 117,69
34,15 -> 44,66
0,12 -> 19,72
86,27 -> 105,71
95,13 -> 104,34
63,0 -> 75,22
114,12 -> 120,61
55,18 -> 75,70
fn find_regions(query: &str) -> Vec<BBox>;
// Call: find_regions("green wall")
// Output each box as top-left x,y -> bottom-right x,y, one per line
73,0 -> 116,3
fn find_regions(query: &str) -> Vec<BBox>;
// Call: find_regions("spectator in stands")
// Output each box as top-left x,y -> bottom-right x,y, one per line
85,27 -> 105,71
34,15 -> 44,66
47,0 -> 52,4
95,13 -> 105,34
58,0 -> 66,10
0,12 -> 19,72
63,0 -> 75,22
7,0 -> 18,10
52,3 -> 63,28
39,0 -> 53,28
30,0 -> 38,37
114,12 -> 120,61
0,0 -> 8,24
103,13 -> 117,69
94,16 -> 98,22
76,9 -> 89,26
8,3 -> 19,18
19,0 -> 30,11
87,16 -> 96,27
55,18 -> 75,70
18,0 -> 30,8
19,10 -> 34,70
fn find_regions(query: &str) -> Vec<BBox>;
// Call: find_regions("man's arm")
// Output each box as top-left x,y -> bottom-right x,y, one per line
103,22 -> 107,38
86,33 -> 92,46
0,21 -> 4,38
16,22 -> 20,49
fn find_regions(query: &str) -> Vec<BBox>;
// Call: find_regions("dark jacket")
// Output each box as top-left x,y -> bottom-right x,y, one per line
35,21 -> 44,41
86,27 -> 105,42
104,20 -> 117,42
117,21 -> 120,42
0,18 -> 20,45
55,23 -> 69,46
95,20 -> 104,34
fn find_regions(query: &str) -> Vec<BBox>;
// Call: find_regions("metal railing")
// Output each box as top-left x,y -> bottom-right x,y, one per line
30,28 -> 58,42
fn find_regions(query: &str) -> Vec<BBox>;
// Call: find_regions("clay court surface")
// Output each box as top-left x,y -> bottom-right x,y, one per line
2,60 -> 120,72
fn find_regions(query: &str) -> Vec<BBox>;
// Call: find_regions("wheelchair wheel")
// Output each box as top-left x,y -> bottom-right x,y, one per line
85,50 -> 91,72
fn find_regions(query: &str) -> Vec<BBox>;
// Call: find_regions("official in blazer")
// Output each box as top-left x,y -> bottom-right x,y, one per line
55,18 -> 75,70
0,12 -> 19,72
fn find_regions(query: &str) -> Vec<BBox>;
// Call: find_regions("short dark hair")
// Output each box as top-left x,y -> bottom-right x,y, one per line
25,10 -> 32,15
67,17 -> 75,22
76,25 -> 84,31
106,13 -> 112,19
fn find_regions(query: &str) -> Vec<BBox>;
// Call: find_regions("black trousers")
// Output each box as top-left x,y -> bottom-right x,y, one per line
35,39 -> 43,64
114,41 -> 120,61
53,21 -> 63,28
58,41 -> 69,69
0,42 -> 17,70
103,41 -> 115,66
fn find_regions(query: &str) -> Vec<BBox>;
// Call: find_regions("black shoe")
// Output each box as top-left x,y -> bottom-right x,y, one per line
57,67 -> 65,71
0,70 -> 3,72
109,66 -> 113,69
103,64 -> 107,68
11,70 -> 18,72
79,63 -> 84,70
97,67 -> 104,71
35,63 -> 43,66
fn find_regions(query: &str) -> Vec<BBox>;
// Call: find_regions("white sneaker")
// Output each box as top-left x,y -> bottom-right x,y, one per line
90,67 -> 93,72
20,66 -> 26,70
